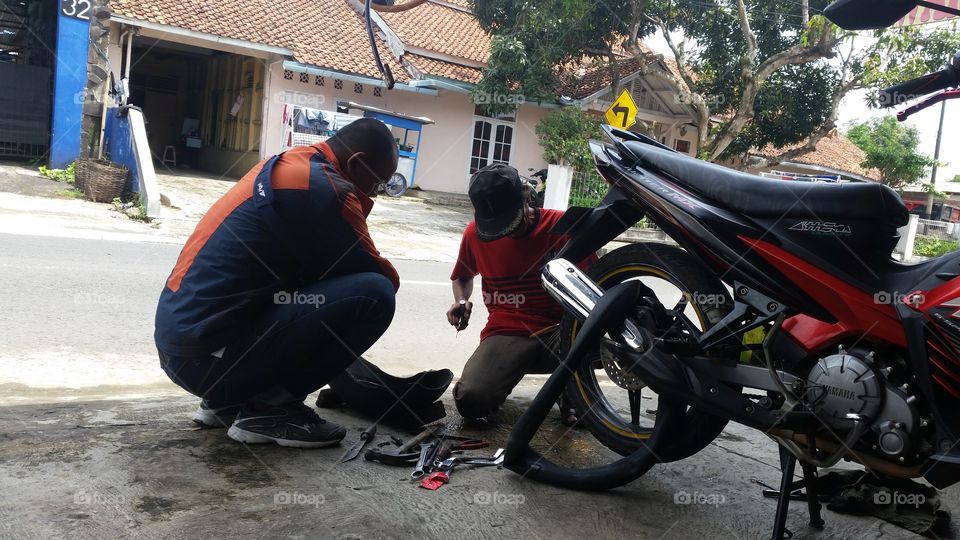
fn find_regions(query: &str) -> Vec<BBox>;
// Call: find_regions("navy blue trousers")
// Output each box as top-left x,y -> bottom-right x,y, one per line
159,272 -> 396,405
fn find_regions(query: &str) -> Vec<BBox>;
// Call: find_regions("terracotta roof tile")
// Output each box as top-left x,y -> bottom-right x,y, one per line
404,53 -> 483,84
112,0 -> 408,82
379,0 -> 489,64
757,130 -> 880,180
556,55 -> 657,100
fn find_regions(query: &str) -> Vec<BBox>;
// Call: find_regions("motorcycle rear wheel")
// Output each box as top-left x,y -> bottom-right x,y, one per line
562,242 -> 735,461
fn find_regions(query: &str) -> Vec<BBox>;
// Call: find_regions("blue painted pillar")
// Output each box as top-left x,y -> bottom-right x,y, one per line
49,5 -> 91,168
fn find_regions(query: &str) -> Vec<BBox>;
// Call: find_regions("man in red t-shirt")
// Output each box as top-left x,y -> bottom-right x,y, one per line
447,163 -> 592,424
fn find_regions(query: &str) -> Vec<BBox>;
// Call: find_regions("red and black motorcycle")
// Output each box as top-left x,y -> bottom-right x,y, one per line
503,1 -> 960,537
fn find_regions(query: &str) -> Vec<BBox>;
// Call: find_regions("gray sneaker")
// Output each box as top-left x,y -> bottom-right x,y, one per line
192,400 -> 242,428
226,402 -> 346,448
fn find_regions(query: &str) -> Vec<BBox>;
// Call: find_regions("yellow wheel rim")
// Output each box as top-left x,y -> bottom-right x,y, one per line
571,264 -> 709,439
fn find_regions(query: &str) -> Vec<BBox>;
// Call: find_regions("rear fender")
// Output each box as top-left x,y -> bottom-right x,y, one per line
552,186 -> 645,263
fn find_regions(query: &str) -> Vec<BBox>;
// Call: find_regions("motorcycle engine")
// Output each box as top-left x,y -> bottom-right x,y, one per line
804,349 -> 922,459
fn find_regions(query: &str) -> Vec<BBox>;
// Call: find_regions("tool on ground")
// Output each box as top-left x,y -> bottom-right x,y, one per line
454,300 -> 467,338
447,438 -> 489,451
412,441 -> 438,479
435,448 -> 505,473
339,423 -> 377,463
364,423 -> 441,466
364,448 -> 420,466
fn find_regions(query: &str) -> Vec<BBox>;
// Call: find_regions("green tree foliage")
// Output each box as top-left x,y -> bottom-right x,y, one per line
665,0 -> 833,117
722,62 -> 838,157
472,0 -> 651,109
535,107 -> 604,170
847,116 -> 936,190
472,0 -> 957,165
857,24 -> 960,108
473,0 -> 841,159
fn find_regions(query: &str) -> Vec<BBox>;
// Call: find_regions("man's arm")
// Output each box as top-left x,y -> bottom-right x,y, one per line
446,277 -> 474,329
338,190 -> 400,290
447,224 -> 478,329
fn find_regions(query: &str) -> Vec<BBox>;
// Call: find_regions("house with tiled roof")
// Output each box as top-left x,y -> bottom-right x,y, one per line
749,130 -> 881,182
98,0 -> 698,193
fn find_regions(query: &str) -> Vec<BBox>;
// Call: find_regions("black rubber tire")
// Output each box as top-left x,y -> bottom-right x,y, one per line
562,242 -> 734,461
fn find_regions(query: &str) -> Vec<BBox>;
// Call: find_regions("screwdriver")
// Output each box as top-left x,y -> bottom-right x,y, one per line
455,300 -> 467,338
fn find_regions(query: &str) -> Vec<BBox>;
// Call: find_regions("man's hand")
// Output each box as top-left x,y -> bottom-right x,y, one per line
446,300 -> 473,330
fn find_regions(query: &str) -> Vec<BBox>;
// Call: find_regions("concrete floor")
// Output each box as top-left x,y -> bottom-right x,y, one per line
0,385 -> 939,540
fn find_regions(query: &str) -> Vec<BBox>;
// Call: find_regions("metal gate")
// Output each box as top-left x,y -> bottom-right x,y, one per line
0,1 -> 55,159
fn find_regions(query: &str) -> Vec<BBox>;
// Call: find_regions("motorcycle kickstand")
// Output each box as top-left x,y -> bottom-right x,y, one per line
768,446 -> 827,539
771,445 -> 797,540
800,462 -> 825,530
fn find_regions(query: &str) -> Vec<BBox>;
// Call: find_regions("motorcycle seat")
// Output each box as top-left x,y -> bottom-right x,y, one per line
623,140 -> 908,226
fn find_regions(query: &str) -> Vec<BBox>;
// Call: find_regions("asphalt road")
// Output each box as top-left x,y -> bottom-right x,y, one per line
0,232 -> 488,403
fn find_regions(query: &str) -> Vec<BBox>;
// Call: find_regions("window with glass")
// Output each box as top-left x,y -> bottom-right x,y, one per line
470,107 -> 516,175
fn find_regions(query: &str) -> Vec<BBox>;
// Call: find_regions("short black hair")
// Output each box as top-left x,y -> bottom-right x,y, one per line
328,117 -> 398,161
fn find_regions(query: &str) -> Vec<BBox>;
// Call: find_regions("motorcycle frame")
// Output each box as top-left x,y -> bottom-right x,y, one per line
546,127 -> 960,487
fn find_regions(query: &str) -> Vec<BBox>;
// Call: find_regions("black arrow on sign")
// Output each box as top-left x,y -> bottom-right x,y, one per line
612,105 -> 630,127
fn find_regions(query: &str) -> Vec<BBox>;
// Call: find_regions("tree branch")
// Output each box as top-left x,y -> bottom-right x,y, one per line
645,14 -> 710,152
627,0 -> 648,52
646,14 -> 698,92
748,70 -> 864,170
735,0 -> 758,64
706,20 -> 840,161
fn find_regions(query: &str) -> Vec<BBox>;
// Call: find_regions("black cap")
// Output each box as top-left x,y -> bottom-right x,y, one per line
468,163 -> 525,242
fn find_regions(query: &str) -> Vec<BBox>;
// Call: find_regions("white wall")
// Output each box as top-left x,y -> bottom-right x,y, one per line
263,63 -> 548,194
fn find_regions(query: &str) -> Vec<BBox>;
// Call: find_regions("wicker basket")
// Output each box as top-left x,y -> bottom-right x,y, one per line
76,159 -> 129,203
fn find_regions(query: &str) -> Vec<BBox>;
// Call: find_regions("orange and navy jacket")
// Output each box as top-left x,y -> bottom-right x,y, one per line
155,142 -> 400,356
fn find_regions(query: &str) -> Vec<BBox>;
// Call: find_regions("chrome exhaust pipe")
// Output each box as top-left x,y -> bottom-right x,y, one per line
542,259 -> 648,351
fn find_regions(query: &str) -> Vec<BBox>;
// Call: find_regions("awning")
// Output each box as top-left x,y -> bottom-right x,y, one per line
345,102 -> 435,125
895,0 -> 960,26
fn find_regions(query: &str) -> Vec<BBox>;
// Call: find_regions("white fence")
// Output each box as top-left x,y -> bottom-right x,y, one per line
894,216 -> 960,262
917,218 -> 960,241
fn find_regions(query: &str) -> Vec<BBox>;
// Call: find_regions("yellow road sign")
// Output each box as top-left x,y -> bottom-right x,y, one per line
605,89 -> 638,129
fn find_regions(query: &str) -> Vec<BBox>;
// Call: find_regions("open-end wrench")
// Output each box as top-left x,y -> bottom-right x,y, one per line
411,441 -> 437,479
435,448 -> 505,471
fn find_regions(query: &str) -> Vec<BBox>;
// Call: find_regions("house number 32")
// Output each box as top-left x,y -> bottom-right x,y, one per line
61,0 -> 92,20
